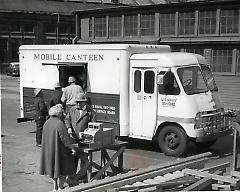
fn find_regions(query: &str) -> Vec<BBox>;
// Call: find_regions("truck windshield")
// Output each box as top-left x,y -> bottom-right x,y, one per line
200,65 -> 218,92
177,66 -> 209,95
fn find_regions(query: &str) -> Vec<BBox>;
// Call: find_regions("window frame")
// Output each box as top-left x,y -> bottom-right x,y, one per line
210,48 -> 234,75
124,14 -> 138,37
178,11 -> 196,37
198,9 -> 217,36
220,9 -> 239,35
159,12 -> 176,37
109,15 -> 122,38
140,13 -> 155,37
94,16 -> 107,38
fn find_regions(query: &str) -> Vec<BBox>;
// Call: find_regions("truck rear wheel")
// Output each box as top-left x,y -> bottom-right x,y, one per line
158,125 -> 187,157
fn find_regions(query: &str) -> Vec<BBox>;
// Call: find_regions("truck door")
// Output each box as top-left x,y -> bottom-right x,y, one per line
130,67 -> 157,138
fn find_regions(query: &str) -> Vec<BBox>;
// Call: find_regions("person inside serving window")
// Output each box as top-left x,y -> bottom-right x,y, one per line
61,76 -> 84,114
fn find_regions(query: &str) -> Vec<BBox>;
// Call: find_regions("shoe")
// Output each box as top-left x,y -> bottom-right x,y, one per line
36,144 -> 41,147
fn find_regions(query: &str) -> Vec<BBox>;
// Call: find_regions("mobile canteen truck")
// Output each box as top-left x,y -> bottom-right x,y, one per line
18,44 -> 232,157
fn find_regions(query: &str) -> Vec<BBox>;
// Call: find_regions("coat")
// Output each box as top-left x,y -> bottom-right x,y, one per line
49,89 -> 63,109
34,96 -> 48,119
65,104 -> 96,140
39,117 -> 76,179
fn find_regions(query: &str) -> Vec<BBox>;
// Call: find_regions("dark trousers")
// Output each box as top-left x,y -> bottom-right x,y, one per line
67,152 -> 88,185
35,116 -> 46,145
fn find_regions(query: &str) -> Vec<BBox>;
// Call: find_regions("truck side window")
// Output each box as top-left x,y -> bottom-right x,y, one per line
144,70 -> 155,94
158,71 -> 180,95
134,70 -> 141,93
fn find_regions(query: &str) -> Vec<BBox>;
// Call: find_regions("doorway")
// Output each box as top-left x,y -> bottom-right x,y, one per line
59,64 -> 87,91
130,67 -> 157,137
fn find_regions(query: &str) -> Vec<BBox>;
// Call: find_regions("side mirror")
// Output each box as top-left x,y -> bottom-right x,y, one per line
157,74 -> 164,85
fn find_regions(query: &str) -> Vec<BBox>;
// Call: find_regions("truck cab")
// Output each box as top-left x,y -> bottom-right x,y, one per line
130,52 -> 232,156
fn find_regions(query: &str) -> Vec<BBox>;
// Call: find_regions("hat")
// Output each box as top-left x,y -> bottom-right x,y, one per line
75,93 -> 87,102
54,82 -> 61,89
68,76 -> 76,83
34,88 -> 42,97
49,104 -> 63,116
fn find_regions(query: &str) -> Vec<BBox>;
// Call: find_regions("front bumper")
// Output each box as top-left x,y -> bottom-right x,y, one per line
194,109 -> 232,142
195,128 -> 232,142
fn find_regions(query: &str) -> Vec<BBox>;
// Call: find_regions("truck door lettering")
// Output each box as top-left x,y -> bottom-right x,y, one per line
161,97 -> 177,108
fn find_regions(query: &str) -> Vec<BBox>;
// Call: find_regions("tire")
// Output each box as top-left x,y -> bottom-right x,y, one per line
194,140 -> 216,149
158,125 -> 187,157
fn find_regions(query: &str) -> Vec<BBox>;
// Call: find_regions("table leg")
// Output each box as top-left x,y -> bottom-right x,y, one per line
87,152 -> 93,182
91,145 -> 125,181
101,149 -> 106,178
118,147 -> 124,173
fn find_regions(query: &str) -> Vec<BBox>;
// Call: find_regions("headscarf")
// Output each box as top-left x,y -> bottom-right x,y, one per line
49,104 -> 63,116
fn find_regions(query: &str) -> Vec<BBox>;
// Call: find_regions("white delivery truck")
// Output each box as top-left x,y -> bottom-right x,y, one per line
18,44 -> 232,156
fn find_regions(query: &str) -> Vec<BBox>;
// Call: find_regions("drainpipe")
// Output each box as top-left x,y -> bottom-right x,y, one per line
72,13 -> 80,44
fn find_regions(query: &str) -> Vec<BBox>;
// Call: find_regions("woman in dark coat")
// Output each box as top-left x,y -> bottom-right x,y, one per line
39,104 -> 76,191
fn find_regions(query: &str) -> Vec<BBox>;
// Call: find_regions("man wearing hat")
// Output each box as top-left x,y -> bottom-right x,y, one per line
65,93 -> 96,184
65,93 -> 95,141
49,82 -> 63,109
61,76 -> 84,114
34,88 -> 48,147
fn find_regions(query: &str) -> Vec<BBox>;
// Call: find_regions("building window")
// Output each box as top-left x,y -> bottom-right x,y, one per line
212,49 -> 233,73
140,13 -> 155,36
160,13 -> 175,36
46,24 -> 56,34
220,9 -> 239,34
0,23 -> 10,33
59,24 -> 68,34
237,49 -> 240,73
70,24 -> 75,35
179,12 -> 195,35
23,24 -> 34,33
89,17 -> 93,37
185,48 -> 204,56
124,14 -> 138,37
11,24 -> 21,32
199,10 -> 217,34
109,15 -> 122,37
94,16 -> 107,37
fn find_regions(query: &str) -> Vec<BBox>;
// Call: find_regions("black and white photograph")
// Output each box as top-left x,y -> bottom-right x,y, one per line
1,0 -> 240,191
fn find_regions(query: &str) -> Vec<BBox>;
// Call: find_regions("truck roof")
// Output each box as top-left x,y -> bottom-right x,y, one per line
130,52 -> 208,68
19,44 -> 171,51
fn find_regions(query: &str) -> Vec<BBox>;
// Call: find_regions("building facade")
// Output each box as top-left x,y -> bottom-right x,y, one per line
74,0 -> 240,108
0,0 -> 119,72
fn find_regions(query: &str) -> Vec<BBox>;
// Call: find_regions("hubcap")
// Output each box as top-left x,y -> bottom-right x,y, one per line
165,132 -> 179,149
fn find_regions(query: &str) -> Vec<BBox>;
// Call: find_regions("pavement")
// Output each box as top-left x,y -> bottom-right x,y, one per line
1,74 -> 177,192
1,74 -> 239,192
1,74 -> 54,192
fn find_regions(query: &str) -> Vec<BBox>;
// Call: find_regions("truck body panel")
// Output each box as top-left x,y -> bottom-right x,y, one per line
19,44 -> 231,156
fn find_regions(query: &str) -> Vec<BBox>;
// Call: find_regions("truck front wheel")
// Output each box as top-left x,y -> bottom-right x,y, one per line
158,125 -> 187,157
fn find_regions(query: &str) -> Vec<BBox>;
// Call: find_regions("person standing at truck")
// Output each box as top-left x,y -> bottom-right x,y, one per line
49,82 -> 63,109
34,88 -> 48,147
61,76 -> 84,114
65,93 -> 96,185
40,104 -> 76,191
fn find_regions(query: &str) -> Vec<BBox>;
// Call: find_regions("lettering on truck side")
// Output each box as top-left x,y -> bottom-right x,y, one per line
33,53 -> 104,62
